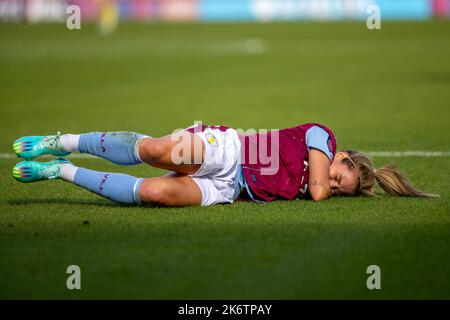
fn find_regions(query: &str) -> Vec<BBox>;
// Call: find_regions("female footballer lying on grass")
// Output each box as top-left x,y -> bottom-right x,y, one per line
11,123 -> 435,206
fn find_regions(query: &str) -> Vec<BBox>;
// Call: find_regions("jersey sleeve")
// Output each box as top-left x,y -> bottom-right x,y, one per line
305,126 -> 333,161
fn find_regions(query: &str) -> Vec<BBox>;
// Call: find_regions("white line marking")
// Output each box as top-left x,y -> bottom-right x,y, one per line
365,151 -> 450,157
0,38 -> 267,59
1,151 -> 449,160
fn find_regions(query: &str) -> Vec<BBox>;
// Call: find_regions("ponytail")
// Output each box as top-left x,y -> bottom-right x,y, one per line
343,150 -> 438,198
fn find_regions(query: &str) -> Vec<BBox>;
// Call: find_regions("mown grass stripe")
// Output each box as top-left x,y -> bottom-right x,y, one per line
1,151 -> 450,159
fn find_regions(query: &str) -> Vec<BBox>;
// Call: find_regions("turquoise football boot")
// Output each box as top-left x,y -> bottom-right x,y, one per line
13,132 -> 70,160
12,158 -> 71,183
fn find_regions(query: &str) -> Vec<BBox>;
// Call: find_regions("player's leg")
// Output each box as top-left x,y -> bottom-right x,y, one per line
12,159 -> 202,206
137,131 -> 204,175
13,131 -> 147,165
139,175 -> 202,206
13,159 -> 143,204
70,130 -> 205,174
70,169 -> 202,206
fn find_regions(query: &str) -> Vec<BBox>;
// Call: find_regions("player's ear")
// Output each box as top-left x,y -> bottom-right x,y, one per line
334,151 -> 349,160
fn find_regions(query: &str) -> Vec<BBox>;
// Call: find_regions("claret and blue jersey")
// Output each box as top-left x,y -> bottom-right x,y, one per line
305,126 -> 334,161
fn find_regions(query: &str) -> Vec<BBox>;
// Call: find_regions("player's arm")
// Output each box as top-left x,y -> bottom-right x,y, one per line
308,148 -> 332,201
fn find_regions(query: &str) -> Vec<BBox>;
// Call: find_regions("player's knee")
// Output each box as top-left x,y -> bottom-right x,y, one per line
139,179 -> 170,205
140,138 -> 169,163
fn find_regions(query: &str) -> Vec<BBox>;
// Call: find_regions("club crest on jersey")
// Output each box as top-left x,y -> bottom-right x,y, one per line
327,136 -> 333,153
205,133 -> 218,147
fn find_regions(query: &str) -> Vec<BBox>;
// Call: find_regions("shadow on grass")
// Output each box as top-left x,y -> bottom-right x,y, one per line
5,198 -> 173,210
422,71 -> 450,83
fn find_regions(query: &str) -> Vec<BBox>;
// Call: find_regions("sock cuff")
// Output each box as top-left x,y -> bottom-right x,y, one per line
60,164 -> 79,182
134,136 -> 150,164
59,134 -> 80,153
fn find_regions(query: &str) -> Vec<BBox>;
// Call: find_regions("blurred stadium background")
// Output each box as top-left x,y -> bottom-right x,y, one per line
1,0 -> 450,24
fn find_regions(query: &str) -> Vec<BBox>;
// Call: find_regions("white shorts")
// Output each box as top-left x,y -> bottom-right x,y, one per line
188,126 -> 242,206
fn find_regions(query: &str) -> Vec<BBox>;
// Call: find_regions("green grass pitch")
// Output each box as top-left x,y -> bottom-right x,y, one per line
0,21 -> 449,299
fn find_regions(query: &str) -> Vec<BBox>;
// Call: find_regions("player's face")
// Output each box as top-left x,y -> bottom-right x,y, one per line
329,153 -> 359,196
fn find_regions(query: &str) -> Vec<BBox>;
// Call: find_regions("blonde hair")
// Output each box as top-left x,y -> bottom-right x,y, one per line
342,150 -> 438,197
